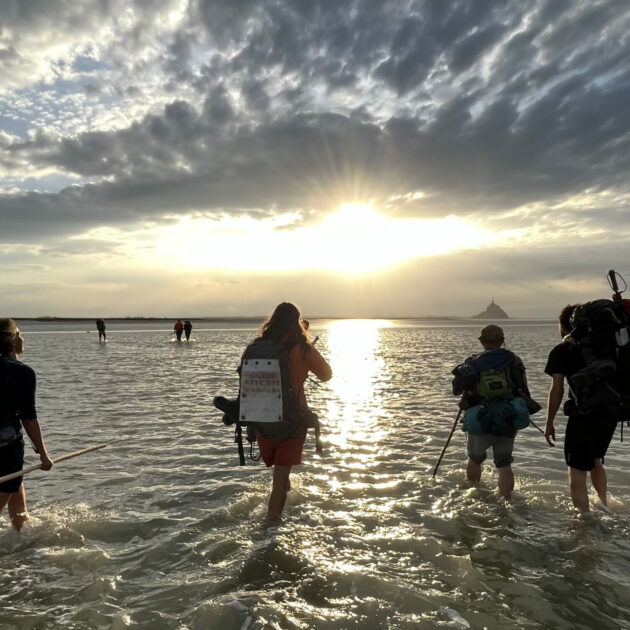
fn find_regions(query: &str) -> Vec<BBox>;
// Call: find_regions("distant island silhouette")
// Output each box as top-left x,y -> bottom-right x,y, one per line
471,298 -> 509,319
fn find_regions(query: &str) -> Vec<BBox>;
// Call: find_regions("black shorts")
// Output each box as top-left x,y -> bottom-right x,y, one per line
564,414 -> 617,471
0,436 -> 24,493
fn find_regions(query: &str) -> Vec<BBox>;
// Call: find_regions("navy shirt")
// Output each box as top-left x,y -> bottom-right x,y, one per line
1,357 -> 37,431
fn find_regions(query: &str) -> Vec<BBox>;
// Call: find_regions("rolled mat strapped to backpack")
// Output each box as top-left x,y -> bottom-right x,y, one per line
462,397 -> 530,438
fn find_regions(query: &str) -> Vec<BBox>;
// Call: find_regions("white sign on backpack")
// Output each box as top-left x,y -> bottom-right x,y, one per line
239,358 -> 283,423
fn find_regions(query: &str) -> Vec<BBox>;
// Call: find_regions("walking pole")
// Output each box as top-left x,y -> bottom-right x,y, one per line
0,443 -> 109,485
432,408 -> 463,478
529,418 -> 545,436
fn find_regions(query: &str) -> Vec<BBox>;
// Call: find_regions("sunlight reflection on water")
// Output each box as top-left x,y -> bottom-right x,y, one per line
3,319 -> 630,629
324,319 -> 391,452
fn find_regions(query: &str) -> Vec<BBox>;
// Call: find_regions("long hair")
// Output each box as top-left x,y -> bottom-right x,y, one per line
257,302 -> 310,353
0,318 -> 18,356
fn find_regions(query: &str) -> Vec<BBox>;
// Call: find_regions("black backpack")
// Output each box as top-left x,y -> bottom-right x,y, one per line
570,299 -> 627,363
568,299 -> 630,417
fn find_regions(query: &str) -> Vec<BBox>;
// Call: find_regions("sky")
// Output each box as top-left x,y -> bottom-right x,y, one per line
1,0 -> 629,318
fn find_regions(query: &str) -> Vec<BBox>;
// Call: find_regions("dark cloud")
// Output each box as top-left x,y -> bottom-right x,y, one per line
1,0 -> 630,246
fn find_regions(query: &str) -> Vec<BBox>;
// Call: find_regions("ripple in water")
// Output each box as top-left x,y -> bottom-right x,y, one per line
1,319 -> 630,629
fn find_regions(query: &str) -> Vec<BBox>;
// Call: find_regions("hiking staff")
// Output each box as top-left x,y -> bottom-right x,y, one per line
0,443 -> 109,485
432,408 -> 463,478
529,417 -> 546,437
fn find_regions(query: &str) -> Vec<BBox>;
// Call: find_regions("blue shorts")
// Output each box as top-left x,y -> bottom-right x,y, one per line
467,433 -> 514,468
0,437 -> 24,493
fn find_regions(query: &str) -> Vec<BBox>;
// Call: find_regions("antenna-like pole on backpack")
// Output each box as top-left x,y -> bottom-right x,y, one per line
609,269 -> 621,301
432,408 -> 463,478
608,269 -> 627,303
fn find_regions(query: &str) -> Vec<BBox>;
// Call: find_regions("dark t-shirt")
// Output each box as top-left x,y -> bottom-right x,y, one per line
544,341 -> 585,379
1,357 -> 37,431
544,340 -> 587,407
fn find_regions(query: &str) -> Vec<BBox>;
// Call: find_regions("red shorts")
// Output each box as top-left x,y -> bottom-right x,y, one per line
255,429 -> 307,467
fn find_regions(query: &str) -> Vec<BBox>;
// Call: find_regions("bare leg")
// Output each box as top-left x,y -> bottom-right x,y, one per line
466,458 -> 482,482
497,465 -> 514,500
1,486 -> 28,531
590,458 -> 608,506
569,467 -> 589,512
268,465 -> 292,521
0,492 -> 10,516
8,485 -> 28,531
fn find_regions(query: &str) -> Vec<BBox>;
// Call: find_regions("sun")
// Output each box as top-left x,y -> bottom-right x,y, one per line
310,204 -> 402,273
306,203 -> 493,274
130,203 -> 494,275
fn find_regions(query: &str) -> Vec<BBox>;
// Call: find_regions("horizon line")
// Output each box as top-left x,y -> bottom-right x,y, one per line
12,315 -> 555,321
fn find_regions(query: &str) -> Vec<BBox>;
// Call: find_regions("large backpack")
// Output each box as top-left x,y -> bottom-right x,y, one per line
0,357 -> 21,447
568,298 -> 630,417
212,340 -> 319,465
238,340 -> 307,440
457,350 -> 531,437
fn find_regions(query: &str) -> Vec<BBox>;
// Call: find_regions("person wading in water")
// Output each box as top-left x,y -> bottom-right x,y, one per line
0,319 -> 53,530
452,325 -> 535,499
95,319 -> 106,342
247,303 -> 331,521
544,303 -> 625,513
174,319 -> 184,341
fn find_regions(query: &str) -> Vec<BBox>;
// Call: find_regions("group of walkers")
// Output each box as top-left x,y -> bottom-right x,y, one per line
173,319 -> 193,342
1,292 -> 629,529
94,319 -> 194,343
454,301 -> 629,515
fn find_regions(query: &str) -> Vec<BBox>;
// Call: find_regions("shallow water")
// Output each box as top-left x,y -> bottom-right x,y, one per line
2,319 -> 630,630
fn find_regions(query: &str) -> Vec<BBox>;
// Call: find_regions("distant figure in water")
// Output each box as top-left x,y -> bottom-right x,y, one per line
451,325 -> 536,500
174,319 -> 184,341
249,303 -> 331,521
184,320 -> 192,342
95,319 -> 106,342
0,319 -> 53,531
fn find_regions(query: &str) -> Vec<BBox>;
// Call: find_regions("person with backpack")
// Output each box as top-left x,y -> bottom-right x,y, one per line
0,319 -> 53,530
245,303 -> 331,521
452,325 -> 536,499
544,304 -> 624,513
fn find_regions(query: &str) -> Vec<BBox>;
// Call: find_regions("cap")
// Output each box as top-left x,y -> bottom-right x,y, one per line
479,324 -> 504,342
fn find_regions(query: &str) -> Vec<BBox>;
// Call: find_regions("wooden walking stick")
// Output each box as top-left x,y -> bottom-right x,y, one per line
0,443 -> 109,485
432,408 -> 463,478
